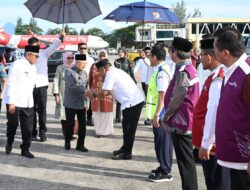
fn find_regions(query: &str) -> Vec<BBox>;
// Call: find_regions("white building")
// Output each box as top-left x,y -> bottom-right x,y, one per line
135,18 -> 250,48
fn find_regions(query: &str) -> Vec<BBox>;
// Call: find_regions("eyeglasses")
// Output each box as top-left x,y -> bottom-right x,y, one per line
80,47 -> 87,50
67,57 -> 74,60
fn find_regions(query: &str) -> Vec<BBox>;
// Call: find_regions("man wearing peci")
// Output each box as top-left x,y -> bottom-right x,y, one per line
162,37 -> 199,190
4,45 -> 39,158
77,43 -> 95,126
85,59 -> 144,160
28,29 -> 65,142
64,54 -> 89,152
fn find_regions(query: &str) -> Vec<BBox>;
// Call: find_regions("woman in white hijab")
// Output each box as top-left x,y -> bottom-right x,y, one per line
89,49 -> 114,137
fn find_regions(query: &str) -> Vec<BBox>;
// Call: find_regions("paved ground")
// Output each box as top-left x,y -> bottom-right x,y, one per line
0,55 -> 206,190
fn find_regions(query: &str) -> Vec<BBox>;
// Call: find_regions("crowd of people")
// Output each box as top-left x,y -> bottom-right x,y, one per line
0,27 -> 249,190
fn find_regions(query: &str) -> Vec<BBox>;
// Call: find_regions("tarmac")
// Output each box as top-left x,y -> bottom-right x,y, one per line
0,55 -> 206,190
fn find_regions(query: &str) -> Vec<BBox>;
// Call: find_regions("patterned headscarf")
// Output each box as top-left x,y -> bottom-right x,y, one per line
63,52 -> 75,68
98,49 -> 108,61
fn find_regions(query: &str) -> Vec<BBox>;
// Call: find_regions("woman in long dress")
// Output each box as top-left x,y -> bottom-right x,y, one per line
89,49 -> 114,137
52,52 -> 77,136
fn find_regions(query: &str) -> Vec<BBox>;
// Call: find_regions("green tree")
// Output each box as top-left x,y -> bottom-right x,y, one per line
104,23 -> 140,48
15,17 -> 23,34
15,17 -> 43,34
172,0 -> 187,23
188,8 -> 202,18
172,0 -> 201,23
86,28 -> 105,37
67,27 -> 78,35
47,28 -> 61,35
79,29 -> 85,35
29,18 -> 43,34
64,25 -> 70,34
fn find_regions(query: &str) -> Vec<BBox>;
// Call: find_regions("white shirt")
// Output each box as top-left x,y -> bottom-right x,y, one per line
223,53 -> 248,85
146,66 -> 155,85
218,53 -> 249,170
35,39 -> 61,87
102,67 -> 145,110
201,65 -> 224,151
154,62 -> 171,92
134,58 -> 150,82
197,63 -> 211,95
165,56 -> 175,79
4,57 -> 36,108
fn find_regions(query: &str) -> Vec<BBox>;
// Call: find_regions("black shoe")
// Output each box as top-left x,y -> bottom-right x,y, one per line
113,148 -> 124,156
32,136 -> 38,141
76,146 -> 88,152
21,151 -> 35,158
148,172 -> 173,182
151,167 -> 161,175
144,119 -> 152,125
86,119 -> 94,126
111,152 -> 132,160
65,142 -> 71,150
96,134 -> 106,138
40,135 -> 47,142
114,118 -> 121,123
5,144 -> 12,155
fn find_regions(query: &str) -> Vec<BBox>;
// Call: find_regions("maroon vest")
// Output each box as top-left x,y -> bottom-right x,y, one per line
164,63 -> 199,132
192,68 -> 224,153
216,59 -> 250,163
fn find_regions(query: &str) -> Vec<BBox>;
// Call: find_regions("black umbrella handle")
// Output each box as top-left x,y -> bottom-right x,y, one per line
62,0 -> 65,29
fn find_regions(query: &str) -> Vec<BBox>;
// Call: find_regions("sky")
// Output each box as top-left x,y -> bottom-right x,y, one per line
0,0 -> 249,34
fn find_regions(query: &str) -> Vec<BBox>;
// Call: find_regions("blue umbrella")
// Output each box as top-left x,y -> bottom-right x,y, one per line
104,1 -> 180,43
104,1 -> 180,24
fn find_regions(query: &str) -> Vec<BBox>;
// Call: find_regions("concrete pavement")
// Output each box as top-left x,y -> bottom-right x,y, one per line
0,55 -> 206,189
0,86 -> 206,190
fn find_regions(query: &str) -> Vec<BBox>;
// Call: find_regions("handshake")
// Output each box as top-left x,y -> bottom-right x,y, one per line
85,89 -> 97,99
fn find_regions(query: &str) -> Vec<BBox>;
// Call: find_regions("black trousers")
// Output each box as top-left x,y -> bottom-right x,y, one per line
33,86 -> 48,137
230,168 -> 250,190
201,155 -> 231,190
120,102 -> 144,154
141,82 -> 147,97
115,101 -> 121,120
65,107 -> 86,148
6,104 -> 34,151
153,124 -> 173,174
171,132 -> 198,190
87,101 -> 92,121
